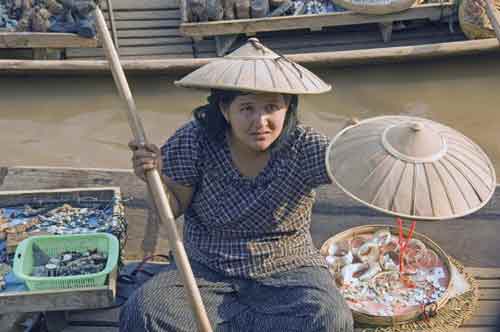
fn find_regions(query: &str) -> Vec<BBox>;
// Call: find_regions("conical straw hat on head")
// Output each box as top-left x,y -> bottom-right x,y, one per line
175,38 -> 331,95
326,116 -> 496,221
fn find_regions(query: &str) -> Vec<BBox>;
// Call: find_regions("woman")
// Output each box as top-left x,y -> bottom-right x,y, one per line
120,38 -> 354,332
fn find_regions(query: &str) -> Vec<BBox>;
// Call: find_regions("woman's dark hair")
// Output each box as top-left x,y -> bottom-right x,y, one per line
193,89 -> 299,151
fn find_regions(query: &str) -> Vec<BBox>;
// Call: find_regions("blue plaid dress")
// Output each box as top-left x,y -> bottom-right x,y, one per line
119,120 -> 354,331
162,120 -> 332,278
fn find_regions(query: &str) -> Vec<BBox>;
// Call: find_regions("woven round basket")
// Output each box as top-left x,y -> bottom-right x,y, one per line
320,225 -> 453,326
459,0 -> 500,39
357,257 -> 480,332
332,0 -> 416,15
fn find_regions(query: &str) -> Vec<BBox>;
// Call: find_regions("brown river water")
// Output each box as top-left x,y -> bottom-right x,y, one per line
1,54 -> 499,181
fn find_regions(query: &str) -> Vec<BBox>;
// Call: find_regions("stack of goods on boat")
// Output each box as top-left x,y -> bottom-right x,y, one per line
186,0 -> 346,21
185,0 -> 445,21
0,0 -> 98,37
459,0 -> 500,39
322,115 -> 495,327
0,193 -> 125,266
31,247 -> 108,277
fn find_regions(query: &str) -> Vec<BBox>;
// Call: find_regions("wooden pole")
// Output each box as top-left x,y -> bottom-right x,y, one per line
105,0 -> 120,49
484,0 -> 500,42
94,7 -> 213,332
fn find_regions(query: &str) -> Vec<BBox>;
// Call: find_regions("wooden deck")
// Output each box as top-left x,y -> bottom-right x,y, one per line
64,0 -> 472,60
0,166 -> 499,331
48,267 -> 499,332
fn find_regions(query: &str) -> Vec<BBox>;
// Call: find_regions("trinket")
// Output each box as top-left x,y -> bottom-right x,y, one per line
31,248 -> 108,277
324,229 -> 450,317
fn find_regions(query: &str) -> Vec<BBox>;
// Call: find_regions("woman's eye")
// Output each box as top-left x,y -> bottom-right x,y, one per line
266,104 -> 279,112
240,106 -> 253,113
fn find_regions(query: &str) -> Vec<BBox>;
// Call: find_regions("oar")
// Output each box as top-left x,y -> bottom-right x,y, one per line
484,0 -> 500,42
94,7 -> 213,332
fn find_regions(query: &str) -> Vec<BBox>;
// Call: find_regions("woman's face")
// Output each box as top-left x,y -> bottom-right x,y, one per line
221,93 -> 289,152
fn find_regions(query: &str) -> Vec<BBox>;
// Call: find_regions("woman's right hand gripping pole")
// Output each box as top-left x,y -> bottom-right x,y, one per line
129,140 -> 163,182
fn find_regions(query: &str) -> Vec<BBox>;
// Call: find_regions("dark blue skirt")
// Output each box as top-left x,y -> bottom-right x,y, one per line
119,260 -> 353,332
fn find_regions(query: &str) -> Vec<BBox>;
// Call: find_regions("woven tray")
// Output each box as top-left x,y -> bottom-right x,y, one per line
357,257 -> 480,332
321,225 -> 453,326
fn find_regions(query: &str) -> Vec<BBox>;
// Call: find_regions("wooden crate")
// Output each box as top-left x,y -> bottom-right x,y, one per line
0,187 -> 124,254
0,187 -> 122,314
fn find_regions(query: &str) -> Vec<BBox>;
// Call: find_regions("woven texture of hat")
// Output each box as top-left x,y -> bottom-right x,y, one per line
326,116 -> 496,220
175,38 -> 331,94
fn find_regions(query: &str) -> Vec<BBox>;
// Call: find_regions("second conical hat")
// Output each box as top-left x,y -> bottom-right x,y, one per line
175,38 -> 331,95
326,116 -> 496,221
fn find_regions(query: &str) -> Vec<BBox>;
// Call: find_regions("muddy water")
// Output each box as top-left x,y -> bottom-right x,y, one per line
1,54 -> 499,181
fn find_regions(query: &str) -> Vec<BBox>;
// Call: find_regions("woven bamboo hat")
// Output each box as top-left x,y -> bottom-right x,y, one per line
326,116 -> 496,221
174,38 -> 331,95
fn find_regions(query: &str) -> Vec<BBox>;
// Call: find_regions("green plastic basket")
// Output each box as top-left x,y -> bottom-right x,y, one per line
13,233 -> 119,291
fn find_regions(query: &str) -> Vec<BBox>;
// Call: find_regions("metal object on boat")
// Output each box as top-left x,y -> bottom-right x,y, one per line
326,115 -> 496,220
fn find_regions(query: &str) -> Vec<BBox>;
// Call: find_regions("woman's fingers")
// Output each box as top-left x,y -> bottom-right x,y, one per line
129,141 -> 162,181
129,140 -> 160,153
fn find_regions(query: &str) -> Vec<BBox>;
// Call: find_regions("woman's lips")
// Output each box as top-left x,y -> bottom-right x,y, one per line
252,132 -> 271,140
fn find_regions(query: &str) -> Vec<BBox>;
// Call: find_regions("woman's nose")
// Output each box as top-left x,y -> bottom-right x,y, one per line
253,110 -> 269,127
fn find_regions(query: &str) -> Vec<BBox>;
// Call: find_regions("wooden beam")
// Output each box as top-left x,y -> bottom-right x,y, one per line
179,3 -> 454,37
0,33 -> 97,48
0,38 -> 498,74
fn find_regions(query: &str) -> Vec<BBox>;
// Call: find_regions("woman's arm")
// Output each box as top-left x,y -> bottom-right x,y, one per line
130,141 -> 194,218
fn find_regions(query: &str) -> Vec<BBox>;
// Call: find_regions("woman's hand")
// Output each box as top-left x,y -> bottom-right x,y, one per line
129,140 -> 163,182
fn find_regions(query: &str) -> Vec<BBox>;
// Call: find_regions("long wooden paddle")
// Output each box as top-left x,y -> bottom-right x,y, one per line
94,7 -> 213,332
484,0 -> 500,42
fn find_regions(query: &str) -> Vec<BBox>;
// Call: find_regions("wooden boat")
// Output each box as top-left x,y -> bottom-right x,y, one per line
0,165 -> 499,331
0,0 -> 498,75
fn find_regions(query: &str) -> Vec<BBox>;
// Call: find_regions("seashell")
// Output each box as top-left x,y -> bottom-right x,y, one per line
325,251 -> 353,270
358,242 -> 379,263
328,241 -> 349,257
415,248 -> 440,269
373,229 -> 392,246
339,263 -> 369,285
380,250 -> 399,271
358,262 -> 381,281
349,236 -> 367,256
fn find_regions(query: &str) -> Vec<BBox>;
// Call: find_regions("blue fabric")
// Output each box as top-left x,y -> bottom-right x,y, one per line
2,272 -> 27,292
161,120 -> 332,278
119,260 -> 353,332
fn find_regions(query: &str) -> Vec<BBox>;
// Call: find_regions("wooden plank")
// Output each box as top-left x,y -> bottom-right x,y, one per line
179,3 -> 455,37
0,33 -> 97,48
112,37 -> 192,47
464,314 -> 500,327
117,29 -> 184,38
0,284 -> 114,314
66,44 -> 195,57
107,10 -> 182,20
458,328 -> 500,332
112,20 -> 181,29
466,268 -> 500,279
477,279 -> 500,288
105,0 -> 180,10
479,288 -> 500,300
